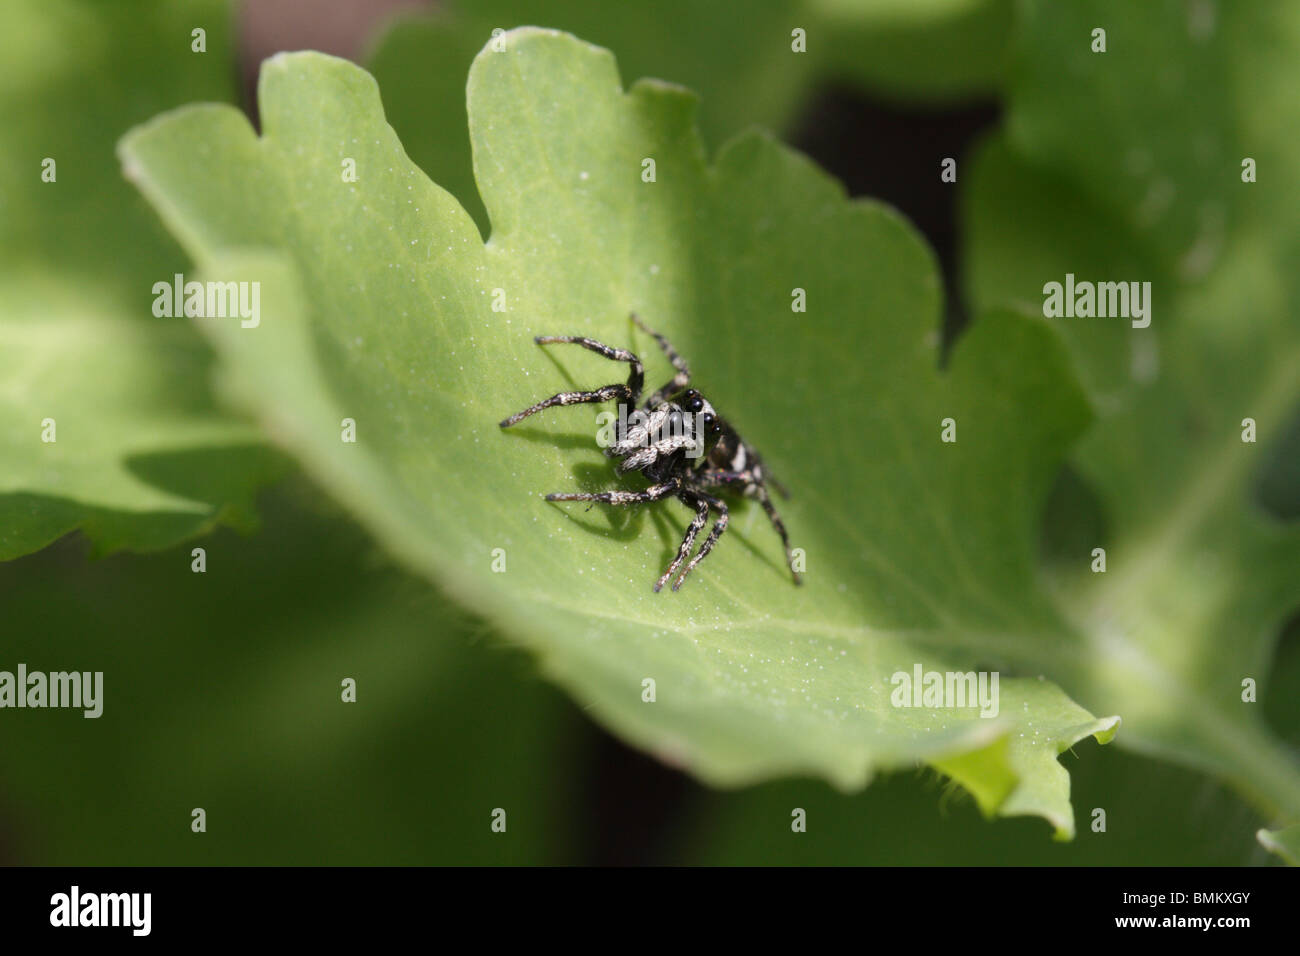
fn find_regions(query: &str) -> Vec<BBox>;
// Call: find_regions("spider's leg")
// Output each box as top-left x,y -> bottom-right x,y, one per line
744,444 -> 791,499
702,469 -> 749,486
754,482 -> 801,585
499,335 -> 643,427
672,492 -> 728,591
701,467 -> 801,586
655,492 -> 711,592
545,480 -> 678,506
500,383 -> 633,428
631,313 -> 690,408
763,470 -> 790,499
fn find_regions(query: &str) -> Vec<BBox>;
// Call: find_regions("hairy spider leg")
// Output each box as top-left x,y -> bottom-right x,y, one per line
763,470 -> 791,500
755,483 -> 800,585
545,480 -> 679,507
705,468 -> 801,585
671,492 -> 728,591
631,314 -> 690,408
655,492 -> 712,592
499,335 -> 644,428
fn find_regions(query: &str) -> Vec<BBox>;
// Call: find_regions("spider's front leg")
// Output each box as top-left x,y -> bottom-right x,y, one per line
655,491 -> 711,592
499,335 -> 644,427
670,491 -> 728,591
631,314 -> 691,408
545,480 -> 679,509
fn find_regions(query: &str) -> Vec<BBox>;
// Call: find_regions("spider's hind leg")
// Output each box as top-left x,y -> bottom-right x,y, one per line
499,335 -> 644,427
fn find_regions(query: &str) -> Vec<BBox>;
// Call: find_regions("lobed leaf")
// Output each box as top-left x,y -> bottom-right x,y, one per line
120,31 -> 1117,833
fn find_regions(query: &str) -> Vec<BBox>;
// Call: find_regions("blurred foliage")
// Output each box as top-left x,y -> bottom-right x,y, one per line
0,480 -> 1278,865
963,0 -> 1300,849
0,480 -> 578,864
366,0 -> 1011,235
0,0 -> 284,560
1256,823 -> 1300,865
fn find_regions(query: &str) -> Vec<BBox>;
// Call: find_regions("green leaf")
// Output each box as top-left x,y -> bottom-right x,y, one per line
120,31 -> 1118,835
962,0 -> 1300,833
1007,0 -> 1236,272
0,0 -> 283,560
367,1 -> 814,237
1257,825 -> 1300,866
366,0 -> 1012,236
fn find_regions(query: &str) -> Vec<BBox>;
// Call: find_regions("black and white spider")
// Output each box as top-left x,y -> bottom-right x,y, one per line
500,314 -> 800,592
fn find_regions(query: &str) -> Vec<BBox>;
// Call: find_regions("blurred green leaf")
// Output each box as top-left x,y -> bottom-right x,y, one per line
367,0 -> 813,236
962,0 -> 1300,839
1257,825 -> 1300,866
120,32 -> 1118,836
366,0 -> 1010,236
0,0 -> 282,561
1007,0 -> 1234,271
814,0 -> 1012,101
0,480 -> 576,864
686,747 -> 1272,865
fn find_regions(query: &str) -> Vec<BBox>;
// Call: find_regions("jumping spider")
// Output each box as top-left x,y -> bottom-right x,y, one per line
500,314 -> 801,592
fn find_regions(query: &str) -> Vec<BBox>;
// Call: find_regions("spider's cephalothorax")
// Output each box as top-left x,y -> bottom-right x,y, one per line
500,314 -> 801,592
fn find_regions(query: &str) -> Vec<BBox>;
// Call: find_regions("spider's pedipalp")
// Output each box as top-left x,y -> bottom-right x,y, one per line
606,403 -> 672,457
615,427 -> 701,475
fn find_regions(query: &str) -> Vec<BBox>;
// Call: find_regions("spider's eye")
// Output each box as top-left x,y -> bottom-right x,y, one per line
702,412 -> 716,431
683,390 -> 704,413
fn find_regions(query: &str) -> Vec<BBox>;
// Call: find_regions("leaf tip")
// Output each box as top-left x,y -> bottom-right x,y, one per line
1257,825 -> 1300,865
